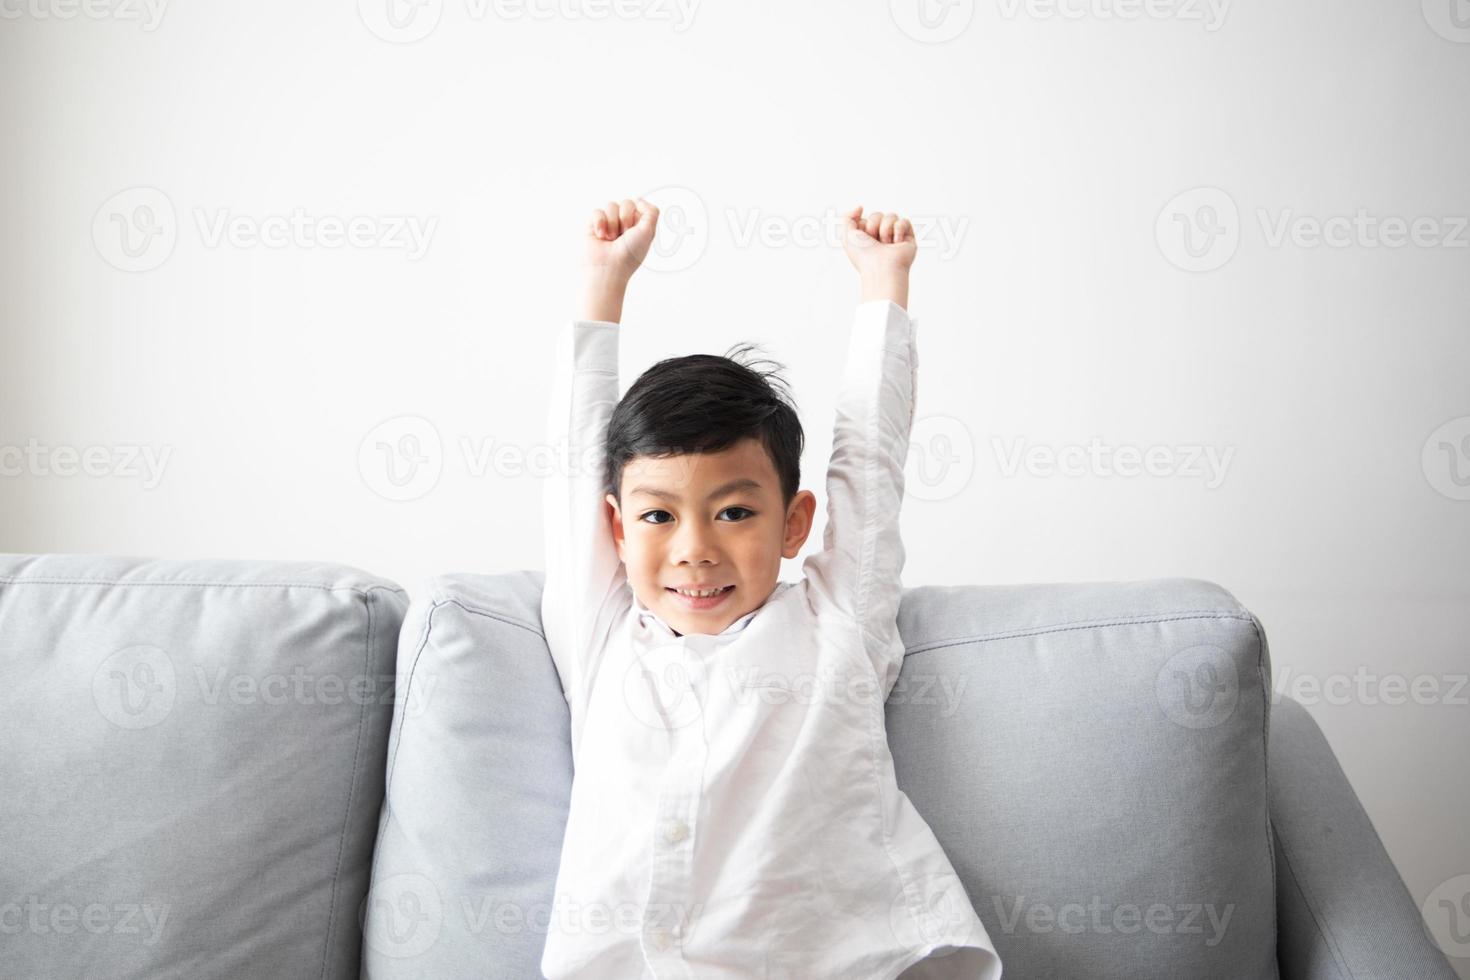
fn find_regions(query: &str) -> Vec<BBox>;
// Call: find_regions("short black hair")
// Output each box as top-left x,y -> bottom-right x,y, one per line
604,342 -> 804,510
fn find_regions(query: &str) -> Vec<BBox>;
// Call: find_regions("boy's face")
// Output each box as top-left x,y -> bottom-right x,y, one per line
607,437 -> 816,637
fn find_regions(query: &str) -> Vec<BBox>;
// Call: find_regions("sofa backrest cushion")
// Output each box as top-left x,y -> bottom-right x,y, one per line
0,553 -> 407,980
362,572 -> 1277,980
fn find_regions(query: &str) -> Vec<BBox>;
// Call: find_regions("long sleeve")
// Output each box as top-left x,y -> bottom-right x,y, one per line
800,299 -> 920,688
541,319 -> 628,718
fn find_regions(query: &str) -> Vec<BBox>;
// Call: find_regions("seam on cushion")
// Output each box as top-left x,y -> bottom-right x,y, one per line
0,576 -> 407,600
1252,613 -> 1280,978
383,599 -> 438,803
318,586 -> 378,980
903,610 -> 1256,657
358,601 -> 435,971
1276,827 -> 1352,979
432,594 -> 554,640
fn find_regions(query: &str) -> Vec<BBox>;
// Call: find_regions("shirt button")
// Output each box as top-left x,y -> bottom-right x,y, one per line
649,928 -> 671,951
664,820 -> 689,844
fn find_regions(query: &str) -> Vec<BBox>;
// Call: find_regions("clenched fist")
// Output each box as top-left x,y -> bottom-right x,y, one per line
585,197 -> 660,283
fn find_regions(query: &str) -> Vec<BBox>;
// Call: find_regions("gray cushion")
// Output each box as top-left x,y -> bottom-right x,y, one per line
364,572 -> 1277,980
361,570 -> 569,979
0,553 -> 407,980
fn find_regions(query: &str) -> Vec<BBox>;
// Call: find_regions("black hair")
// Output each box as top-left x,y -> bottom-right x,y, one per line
604,342 -> 804,510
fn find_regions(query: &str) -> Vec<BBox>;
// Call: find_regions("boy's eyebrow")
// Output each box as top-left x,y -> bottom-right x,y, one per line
629,477 -> 763,503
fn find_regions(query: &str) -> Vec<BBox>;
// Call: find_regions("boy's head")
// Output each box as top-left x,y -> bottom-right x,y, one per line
604,343 -> 818,637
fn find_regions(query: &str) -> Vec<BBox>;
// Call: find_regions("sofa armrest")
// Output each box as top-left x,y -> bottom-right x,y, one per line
1269,695 -> 1458,980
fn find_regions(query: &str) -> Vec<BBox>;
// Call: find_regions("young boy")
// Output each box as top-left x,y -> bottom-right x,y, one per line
540,197 -> 1001,980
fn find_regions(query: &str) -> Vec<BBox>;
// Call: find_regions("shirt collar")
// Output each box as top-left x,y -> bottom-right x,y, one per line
633,589 -> 760,639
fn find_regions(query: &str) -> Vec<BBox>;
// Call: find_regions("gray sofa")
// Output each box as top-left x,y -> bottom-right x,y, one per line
0,552 -> 1457,980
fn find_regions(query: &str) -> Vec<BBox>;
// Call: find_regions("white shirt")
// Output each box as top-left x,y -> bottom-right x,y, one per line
540,300 -> 1002,980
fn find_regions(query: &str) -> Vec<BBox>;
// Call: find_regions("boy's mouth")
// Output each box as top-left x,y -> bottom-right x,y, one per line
665,584 -> 735,610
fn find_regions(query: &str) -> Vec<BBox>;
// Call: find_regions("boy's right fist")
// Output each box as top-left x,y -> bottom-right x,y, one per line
584,197 -> 660,282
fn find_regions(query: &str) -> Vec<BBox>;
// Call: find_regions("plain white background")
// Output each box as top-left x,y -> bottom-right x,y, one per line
2,0 -> 1467,972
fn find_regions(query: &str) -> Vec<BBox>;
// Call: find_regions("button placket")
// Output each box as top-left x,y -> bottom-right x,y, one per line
642,636 -> 707,978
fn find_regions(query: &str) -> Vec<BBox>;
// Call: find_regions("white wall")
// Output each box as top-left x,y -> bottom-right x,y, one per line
2,0 -> 1467,971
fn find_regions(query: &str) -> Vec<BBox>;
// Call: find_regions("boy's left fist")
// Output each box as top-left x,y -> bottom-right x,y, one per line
842,205 -> 918,278
585,197 -> 660,282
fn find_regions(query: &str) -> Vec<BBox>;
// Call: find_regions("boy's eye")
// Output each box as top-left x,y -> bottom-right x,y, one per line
638,507 -> 754,525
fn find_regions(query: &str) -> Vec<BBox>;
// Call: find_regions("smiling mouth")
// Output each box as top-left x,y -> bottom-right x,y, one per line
665,584 -> 736,608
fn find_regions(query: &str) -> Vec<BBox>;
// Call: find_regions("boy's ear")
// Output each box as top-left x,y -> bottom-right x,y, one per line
605,492 -> 625,562
782,490 -> 818,559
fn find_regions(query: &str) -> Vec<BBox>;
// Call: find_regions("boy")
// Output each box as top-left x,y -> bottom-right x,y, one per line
540,197 -> 1001,979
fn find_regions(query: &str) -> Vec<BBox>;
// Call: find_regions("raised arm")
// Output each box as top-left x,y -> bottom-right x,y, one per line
801,206 -> 920,689
541,198 -> 659,711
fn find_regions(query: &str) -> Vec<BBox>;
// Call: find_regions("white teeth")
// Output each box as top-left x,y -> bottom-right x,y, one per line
674,586 -> 727,597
